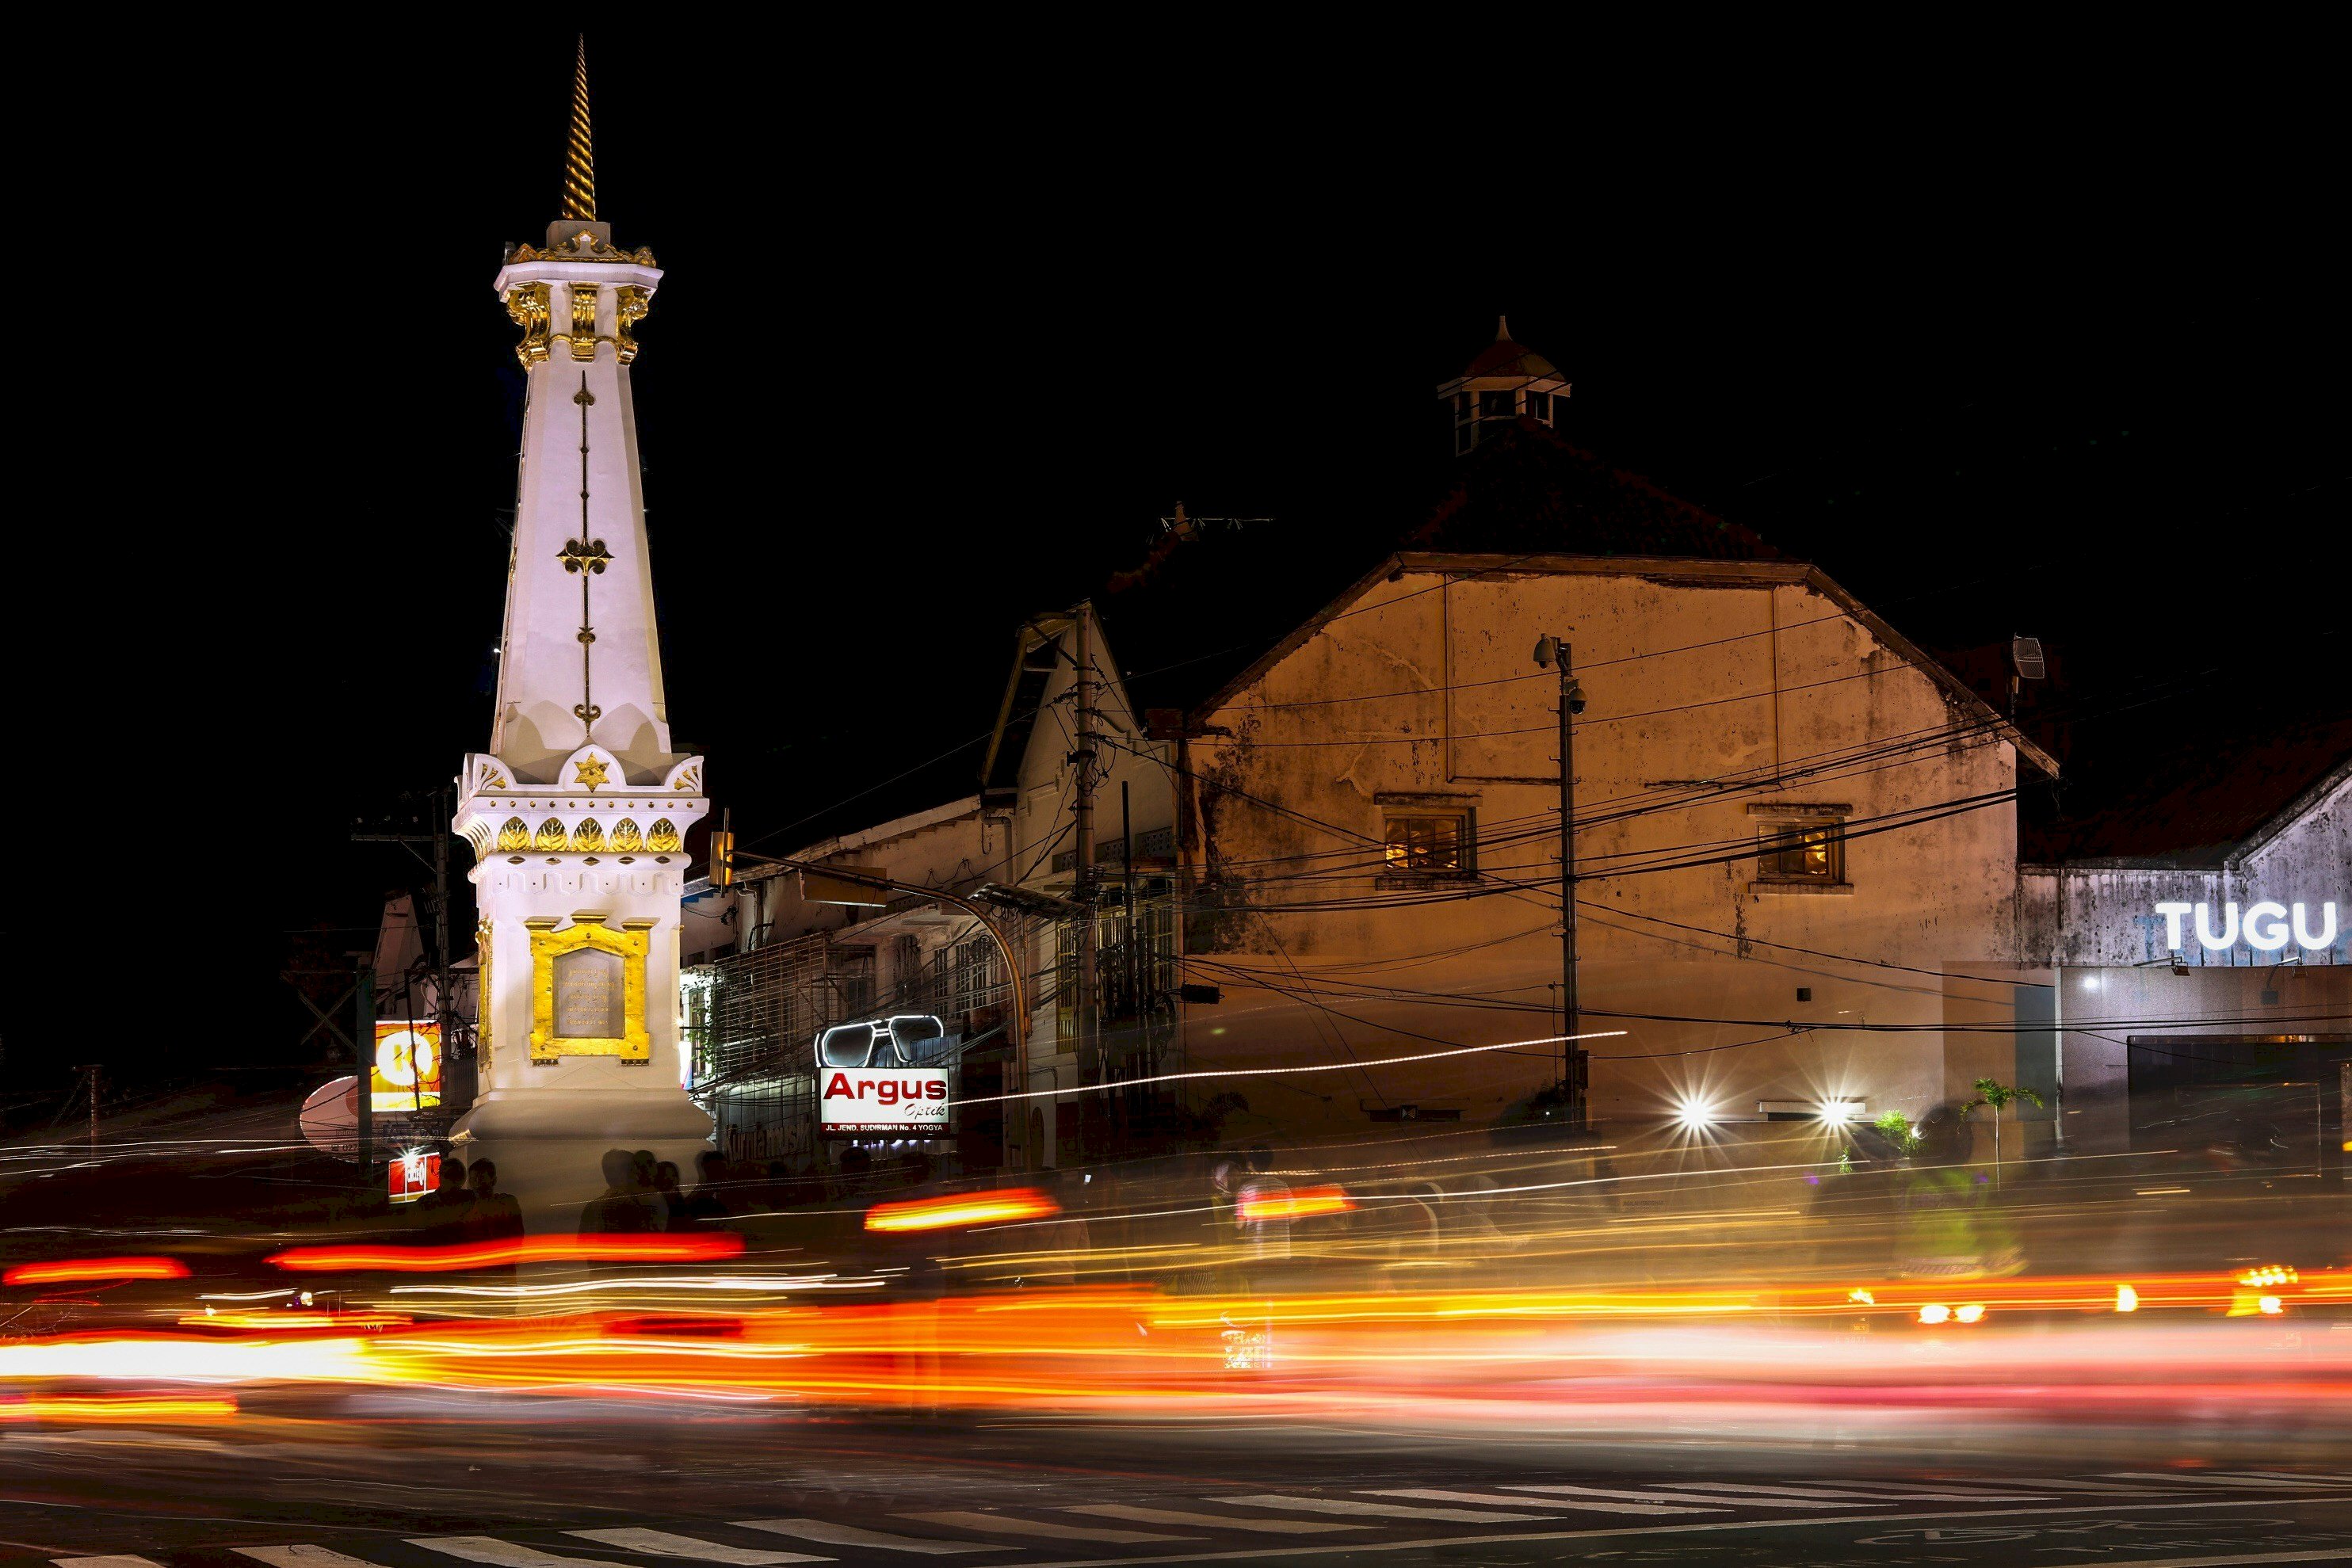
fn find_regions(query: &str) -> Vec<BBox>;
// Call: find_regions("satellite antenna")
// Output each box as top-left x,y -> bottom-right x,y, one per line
2009,635 -> 2045,719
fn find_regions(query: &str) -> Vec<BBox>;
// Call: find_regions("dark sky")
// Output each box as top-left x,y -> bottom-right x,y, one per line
10,32 -> 2343,1097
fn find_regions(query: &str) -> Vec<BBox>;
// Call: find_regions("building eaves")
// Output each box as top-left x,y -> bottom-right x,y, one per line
1186,551 -> 2057,779
774,794 -> 982,869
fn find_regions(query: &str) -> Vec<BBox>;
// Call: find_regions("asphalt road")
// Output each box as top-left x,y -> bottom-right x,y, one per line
5,1396 -> 2350,1568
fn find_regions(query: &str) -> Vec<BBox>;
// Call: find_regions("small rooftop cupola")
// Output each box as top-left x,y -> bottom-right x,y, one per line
1437,315 -> 1569,455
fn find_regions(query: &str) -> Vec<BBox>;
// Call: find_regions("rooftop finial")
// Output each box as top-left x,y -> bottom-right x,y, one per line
559,36 -> 596,223
1496,315 -> 1511,341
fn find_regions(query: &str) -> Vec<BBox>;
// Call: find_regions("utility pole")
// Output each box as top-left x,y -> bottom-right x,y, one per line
352,785 -> 464,1111
1536,634 -> 1587,1130
73,1064 -> 101,1153
1071,605 -> 1102,1153
354,962 -> 374,1192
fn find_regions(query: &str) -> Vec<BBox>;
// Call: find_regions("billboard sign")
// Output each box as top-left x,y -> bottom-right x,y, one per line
388,1149 -> 441,1204
816,1015 -> 953,1135
371,1021 -> 441,1115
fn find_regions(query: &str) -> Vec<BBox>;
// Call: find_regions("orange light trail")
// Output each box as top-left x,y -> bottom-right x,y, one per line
0,1394 -> 238,1423
178,1311 -> 414,1330
5,1255 -> 191,1286
265,1234 -> 744,1272
1239,1185 -> 1356,1223
865,1187 -> 1060,1233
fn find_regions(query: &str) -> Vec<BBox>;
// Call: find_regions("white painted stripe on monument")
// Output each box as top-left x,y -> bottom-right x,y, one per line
733,1520 -> 998,1555
1369,1488 -> 1712,1516
903,1513 -> 1195,1544
1066,1505 -> 1365,1535
1213,1495 -> 1554,1524
410,1539 -> 642,1568
563,1528 -> 831,1564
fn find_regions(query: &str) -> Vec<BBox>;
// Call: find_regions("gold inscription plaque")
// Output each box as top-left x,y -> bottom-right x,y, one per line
527,918 -> 652,1063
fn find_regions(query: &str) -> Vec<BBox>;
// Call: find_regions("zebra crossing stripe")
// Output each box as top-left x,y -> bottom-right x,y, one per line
1777,1481 -> 2061,1501
1371,1488 -> 1713,1516
563,1529 -> 831,1564
52,1559 -> 166,1568
903,1512 -> 1197,1544
410,1539 -> 637,1568
1650,1482 -> 1903,1502
1214,1494 -> 1556,1524
1504,1483 -> 1820,1510
2224,1471 -> 2352,1486
1065,1504 -> 1366,1535
235,1551 -> 391,1568
2107,1472 -> 2331,1490
733,1520 -> 998,1555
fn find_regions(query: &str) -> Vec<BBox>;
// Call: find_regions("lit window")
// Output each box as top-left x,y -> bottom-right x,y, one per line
1757,821 -> 1845,883
1384,813 -> 1471,873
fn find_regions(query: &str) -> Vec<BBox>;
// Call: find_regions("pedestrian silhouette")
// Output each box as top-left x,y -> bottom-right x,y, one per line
461,1158 -> 525,1245
585,1147 -> 656,1233
677,1151 -> 731,1227
421,1157 -> 471,1244
631,1149 -> 667,1230
653,1160 -> 685,1231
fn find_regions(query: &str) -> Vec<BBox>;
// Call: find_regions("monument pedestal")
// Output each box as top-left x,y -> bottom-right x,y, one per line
451,1086 -> 712,1233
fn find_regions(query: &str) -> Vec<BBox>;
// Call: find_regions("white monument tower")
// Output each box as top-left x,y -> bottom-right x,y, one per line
449,41 -> 712,1222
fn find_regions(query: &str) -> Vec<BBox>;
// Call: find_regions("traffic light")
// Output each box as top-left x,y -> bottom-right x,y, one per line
709,810 -> 735,891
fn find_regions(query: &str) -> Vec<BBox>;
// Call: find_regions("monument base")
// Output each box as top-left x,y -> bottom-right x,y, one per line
450,1089 -> 712,1234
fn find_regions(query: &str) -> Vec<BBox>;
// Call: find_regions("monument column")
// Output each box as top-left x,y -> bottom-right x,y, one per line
449,40 -> 712,1225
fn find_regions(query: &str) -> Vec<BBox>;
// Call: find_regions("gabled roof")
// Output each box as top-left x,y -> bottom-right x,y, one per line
2024,715 -> 2350,868
1189,551 -> 2060,778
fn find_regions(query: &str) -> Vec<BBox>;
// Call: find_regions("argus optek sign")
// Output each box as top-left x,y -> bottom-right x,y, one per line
2155,900 -> 2339,954
819,1069 -> 949,1132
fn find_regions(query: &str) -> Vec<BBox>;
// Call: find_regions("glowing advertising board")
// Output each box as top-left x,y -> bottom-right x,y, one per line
816,1015 -> 953,1135
2153,900 -> 2339,954
388,1149 -> 441,1204
371,1021 -> 441,1115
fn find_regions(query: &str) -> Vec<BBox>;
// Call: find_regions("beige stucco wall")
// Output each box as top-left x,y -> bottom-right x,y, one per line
1169,561 -> 2026,1146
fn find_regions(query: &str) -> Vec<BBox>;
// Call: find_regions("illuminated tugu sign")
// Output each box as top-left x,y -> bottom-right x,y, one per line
2155,900 -> 2339,954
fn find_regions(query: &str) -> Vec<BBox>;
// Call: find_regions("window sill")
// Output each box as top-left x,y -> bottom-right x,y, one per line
1749,879 -> 1855,896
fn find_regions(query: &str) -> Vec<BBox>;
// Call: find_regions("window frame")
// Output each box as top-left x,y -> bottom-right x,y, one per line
1753,818 -> 1847,885
1380,808 -> 1476,877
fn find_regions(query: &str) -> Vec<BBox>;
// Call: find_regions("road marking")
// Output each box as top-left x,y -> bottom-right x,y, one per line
236,1551 -> 391,1568
564,1529 -> 830,1564
412,1540 -> 647,1568
1655,1480 -> 1999,1502
1000,1493 -> 2350,1568
1066,1505 -> 1364,1535
1369,1488 -> 1712,1516
1503,1483 -> 1828,1509
2228,1471 -> 2352,1486
1213,1495 -> 1554,1524
903,1513 -> 1196,1544
2108,1472 -> 2342,1490
734,1520 -> 998,1555
54,1559 -> 166,1568
1781,1480 -> 2064,1500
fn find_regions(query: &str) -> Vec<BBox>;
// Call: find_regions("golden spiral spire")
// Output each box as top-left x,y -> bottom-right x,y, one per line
559,36 -> 596,222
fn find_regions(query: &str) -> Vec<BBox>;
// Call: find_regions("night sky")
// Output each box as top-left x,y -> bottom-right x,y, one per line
10,34 -> 2342,1100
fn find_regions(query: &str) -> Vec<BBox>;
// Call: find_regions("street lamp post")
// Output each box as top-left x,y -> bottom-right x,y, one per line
1535,634 -> 1587,1128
